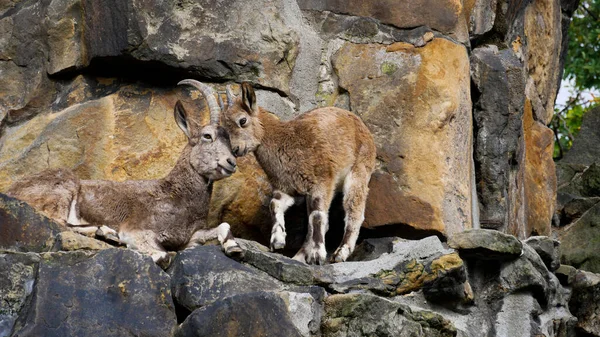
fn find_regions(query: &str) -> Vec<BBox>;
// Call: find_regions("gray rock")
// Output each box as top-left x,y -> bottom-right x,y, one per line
51,231 -> 113,252
558,196 -> 600,226
168,245 -> 282,311
555,264 -> 577,286
0,252 -> 39,337
175,291 -> 303,337
524,236 -> 561,271
12,249 -> 176,337
279,289 -> 325,337
321,293 -> 457,337
0,193 -> 63,253
569,270 -> 600,336
494,293 -> 539,337
499,244 -> 552,305
329,236 -> 451,283
559,201 -> 600,273
580,163 -> 600,198
448,229 -> 523,260
562,107 -> 600,166
470,46 -> 525,232
237,239 -> 332,285
347,237 -> 397,262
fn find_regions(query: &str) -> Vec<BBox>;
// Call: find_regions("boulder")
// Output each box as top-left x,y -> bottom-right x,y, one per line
524,236 -> 561,272
321,293 -> 457,337
51,231 -> 112,252
559,202 -> 600,273
0,193 -> 63,252
11,249 -> 176,337
168,245 -> 282,312
237,239 -> 332,285
569,270 -> 600,336
499,244 -> 553,305
175,292 -> 303,337
554,264 -> 577,286
448,229 -> 523,260
333,38 -> 473,237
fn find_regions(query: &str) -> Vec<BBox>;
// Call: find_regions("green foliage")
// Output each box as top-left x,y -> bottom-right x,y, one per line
554,0 -> 600,159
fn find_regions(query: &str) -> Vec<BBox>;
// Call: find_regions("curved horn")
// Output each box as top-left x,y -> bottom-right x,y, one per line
217,92 -> 225,112
226,85 -> 235,107
178,79 -> 221,125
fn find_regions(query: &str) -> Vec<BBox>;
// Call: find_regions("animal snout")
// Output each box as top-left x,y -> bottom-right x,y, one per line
219,157 -> 237,174
227,157 -> 237,171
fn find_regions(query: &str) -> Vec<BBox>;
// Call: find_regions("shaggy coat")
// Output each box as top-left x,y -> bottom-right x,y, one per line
180,81 -> 376,264
7,95 -> 240,263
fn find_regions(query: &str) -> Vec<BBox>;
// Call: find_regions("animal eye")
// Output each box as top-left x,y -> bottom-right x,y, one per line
202,134 -> 212,141
239,117 -> 247,127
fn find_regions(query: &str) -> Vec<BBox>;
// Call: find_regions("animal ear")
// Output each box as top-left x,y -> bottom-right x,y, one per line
174,100 -> 193,140
241,82 -> 257,115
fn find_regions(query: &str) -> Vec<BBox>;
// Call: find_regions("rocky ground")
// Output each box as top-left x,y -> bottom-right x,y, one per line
1,194 -> 598,337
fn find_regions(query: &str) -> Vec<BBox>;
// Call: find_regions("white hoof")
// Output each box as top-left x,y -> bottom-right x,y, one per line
270,224 -> 286,251
332,245 -> 351,263
306,244 -> 327,265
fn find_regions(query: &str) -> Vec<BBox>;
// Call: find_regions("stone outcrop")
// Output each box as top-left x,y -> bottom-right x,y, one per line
0,227 -> 581,337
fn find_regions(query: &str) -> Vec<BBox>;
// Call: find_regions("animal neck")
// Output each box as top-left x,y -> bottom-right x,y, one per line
162,145 -> 212,201
254,111 -> 288,177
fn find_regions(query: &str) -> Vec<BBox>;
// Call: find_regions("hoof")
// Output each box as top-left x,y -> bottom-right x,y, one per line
305,245 -> 327,265
96,227 -> 125,246
332,245 -> 351,263
270,227 -> 286,251
225,244 -> 244,260
155,251 -> 176,270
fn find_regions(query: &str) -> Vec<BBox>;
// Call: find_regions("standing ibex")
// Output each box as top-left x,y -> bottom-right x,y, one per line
6,82 -> 241,263
179,81 -> 376,264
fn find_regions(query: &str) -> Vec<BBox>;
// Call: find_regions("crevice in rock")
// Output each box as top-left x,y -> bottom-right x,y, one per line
48,56 -> 206,88
173,299 -> 192,324
46,55 -> 292,100
358,223 -> 446,242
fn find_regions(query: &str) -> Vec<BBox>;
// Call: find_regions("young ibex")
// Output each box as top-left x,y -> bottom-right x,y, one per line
179,81 -> 377,264
6,81 -> 241,263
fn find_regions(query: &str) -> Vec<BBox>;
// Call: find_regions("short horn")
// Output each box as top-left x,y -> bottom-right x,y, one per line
178,79 -> 221,125
226,85 -> 235,107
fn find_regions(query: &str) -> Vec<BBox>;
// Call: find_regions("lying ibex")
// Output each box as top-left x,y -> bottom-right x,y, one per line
6,82 -> 241,263
179,81 -> 376,264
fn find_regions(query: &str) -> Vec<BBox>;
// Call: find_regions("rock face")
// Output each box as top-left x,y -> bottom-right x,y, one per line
0,0 -> 572,242
0,234 -> 581,337
554,108 -> 600,274
0,0 -> 586,335
333,38 -> 472,236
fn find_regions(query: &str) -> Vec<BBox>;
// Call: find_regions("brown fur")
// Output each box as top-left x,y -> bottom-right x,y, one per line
7,100 -> 241,262
220,82 -> 377,264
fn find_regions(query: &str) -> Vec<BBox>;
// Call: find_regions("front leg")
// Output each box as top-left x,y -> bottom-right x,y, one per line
187,222 -> 242,257
269,190 -> 295,251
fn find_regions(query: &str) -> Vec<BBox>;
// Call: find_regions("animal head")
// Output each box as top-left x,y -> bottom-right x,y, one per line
221,82 -> 265,157
175,80 -> 236,181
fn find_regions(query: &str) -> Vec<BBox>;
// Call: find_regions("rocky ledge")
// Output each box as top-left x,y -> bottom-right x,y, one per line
1,194 -> 595,337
